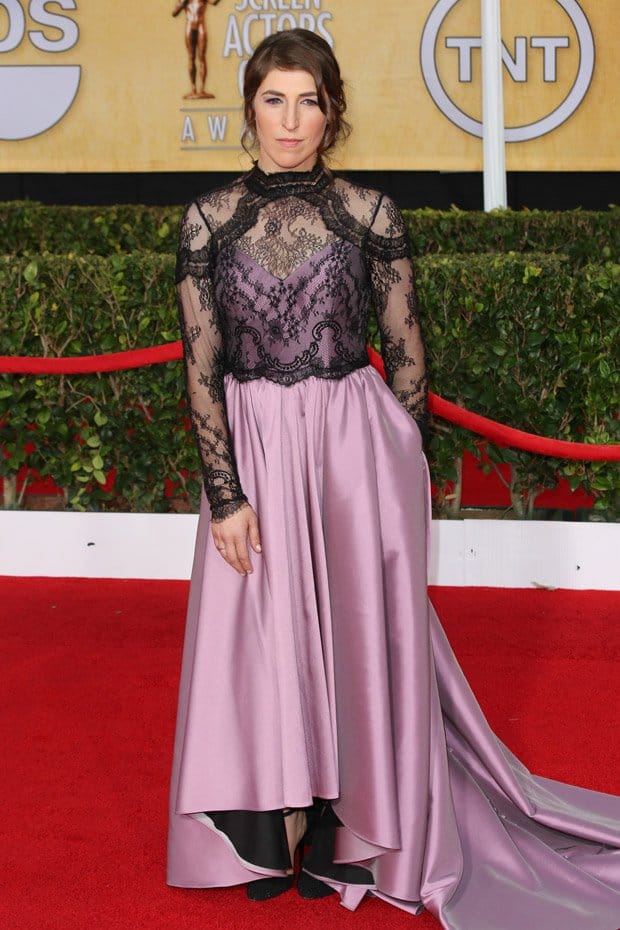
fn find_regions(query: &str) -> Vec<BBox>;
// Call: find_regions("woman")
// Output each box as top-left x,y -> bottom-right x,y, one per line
168,28 -> 620,929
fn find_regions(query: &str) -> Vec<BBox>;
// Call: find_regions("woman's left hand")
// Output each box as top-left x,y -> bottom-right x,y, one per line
212,503 -> 262,576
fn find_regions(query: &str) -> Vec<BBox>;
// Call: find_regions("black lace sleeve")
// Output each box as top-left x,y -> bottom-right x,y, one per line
176,201 -> 249,521
366,194 -> 429,442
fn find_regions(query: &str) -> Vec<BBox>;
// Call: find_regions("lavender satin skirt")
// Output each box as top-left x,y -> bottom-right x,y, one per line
167,365 -> 620,929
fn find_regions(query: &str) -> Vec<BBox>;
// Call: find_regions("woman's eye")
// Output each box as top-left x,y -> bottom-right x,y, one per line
265,97 -> 282,105
302,98 -> 319,106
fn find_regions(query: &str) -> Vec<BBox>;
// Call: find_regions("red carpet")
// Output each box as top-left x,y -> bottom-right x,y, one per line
1,578 -> 618,930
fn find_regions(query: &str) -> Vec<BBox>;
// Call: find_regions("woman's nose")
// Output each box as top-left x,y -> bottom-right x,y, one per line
282,104 -> 299,131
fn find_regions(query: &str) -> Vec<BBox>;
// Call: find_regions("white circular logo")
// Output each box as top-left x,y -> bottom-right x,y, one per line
0,0 -> 80,141
420,0 -> 595,142
0,65 -> 81,140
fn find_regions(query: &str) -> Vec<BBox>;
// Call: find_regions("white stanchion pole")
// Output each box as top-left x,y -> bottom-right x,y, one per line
481,0 -> 507,210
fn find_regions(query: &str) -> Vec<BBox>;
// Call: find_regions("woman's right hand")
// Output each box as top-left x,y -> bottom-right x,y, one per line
211,503 -> 262,576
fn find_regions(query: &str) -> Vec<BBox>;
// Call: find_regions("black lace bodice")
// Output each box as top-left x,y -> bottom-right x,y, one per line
176,161 -> 428,521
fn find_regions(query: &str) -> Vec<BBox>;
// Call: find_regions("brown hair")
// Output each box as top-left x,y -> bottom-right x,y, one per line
241,28 -> 351,159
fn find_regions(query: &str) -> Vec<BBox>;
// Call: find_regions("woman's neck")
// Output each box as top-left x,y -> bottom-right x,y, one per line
255,157 -> 319,175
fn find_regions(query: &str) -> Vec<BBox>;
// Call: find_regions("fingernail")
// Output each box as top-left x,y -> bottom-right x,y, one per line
256,544 -> 262,552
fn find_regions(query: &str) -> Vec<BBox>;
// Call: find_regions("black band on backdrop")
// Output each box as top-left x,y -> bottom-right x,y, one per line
1,171 -> 618,210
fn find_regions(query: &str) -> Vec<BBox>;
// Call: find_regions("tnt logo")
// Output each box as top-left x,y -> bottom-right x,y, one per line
421,0 -> 595,142
0,0 -> 80,141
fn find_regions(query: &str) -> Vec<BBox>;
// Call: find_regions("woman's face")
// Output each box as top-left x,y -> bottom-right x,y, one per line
252,68 -> 328,173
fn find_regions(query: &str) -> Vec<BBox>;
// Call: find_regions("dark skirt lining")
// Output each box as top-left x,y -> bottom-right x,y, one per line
206,799 -> 374,884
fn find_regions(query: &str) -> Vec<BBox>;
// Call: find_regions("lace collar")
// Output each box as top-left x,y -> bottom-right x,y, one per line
244,160 -> 331,198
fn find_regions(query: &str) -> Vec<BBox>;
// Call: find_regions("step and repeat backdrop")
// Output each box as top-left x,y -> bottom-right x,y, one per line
0,0 -> 617,172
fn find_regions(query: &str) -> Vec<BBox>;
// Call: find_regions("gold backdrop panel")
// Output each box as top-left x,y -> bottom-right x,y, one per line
0,1 -> 616,172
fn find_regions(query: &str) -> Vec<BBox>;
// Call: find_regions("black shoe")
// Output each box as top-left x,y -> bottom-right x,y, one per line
297,868 -> 335,899
246,873 -> 294,901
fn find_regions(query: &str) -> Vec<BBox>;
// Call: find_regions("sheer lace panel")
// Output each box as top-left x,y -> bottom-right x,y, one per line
368,194 -> 429,439
176,201 -> 249,522
235,196 -> 340,281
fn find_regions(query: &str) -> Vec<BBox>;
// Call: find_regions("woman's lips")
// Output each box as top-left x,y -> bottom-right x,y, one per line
277,138 -> 303,147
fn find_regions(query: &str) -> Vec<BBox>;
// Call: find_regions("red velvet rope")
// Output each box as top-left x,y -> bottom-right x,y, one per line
1,343 -> 618,462
0,341 -> 182,374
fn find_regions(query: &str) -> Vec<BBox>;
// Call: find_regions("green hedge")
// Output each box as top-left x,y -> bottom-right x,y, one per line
410,255 -> 619,517
0,252 -> 187,511
404,207 -> 620,267
1,200 -> 619,267
0,202 -> 180,256
1,252 -> 618,515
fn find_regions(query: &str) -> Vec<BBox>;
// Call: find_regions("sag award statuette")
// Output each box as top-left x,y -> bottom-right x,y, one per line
172,0 -> 221,99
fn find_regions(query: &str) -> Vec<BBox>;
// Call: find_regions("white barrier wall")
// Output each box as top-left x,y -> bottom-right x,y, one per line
0,512 -> 617,590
